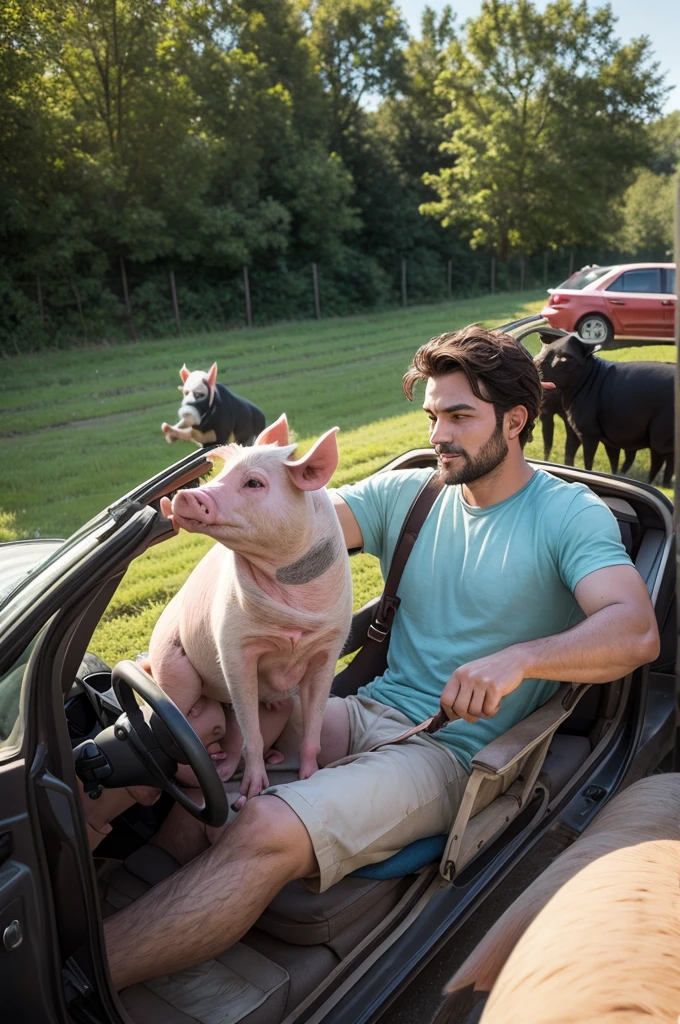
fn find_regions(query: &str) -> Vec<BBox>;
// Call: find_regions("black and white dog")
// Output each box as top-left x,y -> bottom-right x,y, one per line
161,362 -> 266,447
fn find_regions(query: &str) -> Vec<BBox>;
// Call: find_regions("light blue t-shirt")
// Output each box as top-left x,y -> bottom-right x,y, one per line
339,467 -> 632,771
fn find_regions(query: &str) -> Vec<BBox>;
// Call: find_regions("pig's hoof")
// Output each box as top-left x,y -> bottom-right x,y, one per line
264,748 -> 286,766
240,762 -> 270,803
299,757 -> 320,781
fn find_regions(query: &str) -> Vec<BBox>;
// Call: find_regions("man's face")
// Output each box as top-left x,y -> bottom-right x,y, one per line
423,372 -> 509,485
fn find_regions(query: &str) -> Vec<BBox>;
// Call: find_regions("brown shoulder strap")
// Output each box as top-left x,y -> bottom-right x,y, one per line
367,471 -> 444,643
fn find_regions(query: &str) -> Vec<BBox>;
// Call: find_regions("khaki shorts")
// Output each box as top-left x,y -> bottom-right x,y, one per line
265,695 -> 469,892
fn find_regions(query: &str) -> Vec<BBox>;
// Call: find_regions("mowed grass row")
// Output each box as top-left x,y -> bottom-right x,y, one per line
0,292 -> 674,667
0,293 -> 548,436
0,292 -> 547,538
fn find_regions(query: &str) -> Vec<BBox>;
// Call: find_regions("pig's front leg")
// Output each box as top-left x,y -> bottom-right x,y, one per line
298,651 -> 338,780
161,421 -> 194,444
226,653 -> 269,810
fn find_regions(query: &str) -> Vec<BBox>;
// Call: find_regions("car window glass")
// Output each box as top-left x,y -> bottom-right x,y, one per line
555,266 -> 611,290
0,636 -> 39,756
664,268 -> 676,294
607,269 -> 661,293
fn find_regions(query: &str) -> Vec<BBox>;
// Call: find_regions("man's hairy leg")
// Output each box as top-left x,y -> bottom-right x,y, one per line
151,801 -> 211,865
104,795 -> 316,990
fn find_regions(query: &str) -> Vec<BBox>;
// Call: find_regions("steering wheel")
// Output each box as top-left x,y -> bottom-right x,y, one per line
109,659 -> 228,827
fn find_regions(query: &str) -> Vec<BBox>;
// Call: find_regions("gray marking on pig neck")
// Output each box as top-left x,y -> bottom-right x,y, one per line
276,538 -> 337,585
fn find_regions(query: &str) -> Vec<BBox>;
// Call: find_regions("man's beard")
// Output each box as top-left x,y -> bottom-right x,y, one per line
435,422 -> 509,485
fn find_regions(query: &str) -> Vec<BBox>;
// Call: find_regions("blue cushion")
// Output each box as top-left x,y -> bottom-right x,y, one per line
351,834 -> 447,879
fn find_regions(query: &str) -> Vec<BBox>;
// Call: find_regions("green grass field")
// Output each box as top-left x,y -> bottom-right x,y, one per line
0,291 -> 674,666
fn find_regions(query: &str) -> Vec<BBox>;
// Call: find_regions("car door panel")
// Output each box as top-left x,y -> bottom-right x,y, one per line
0,758 -> 65,1024
604,269 -> 667,337
0,505 -> 170,1024
604,292 -> 666,336
661,296 -> 676,335
661,268 -> 676,337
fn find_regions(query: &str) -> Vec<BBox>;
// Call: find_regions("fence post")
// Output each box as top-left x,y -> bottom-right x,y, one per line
519,253 -> 525,292
401,257 -> 407,308
169,271 -> 181,334
543,250 -> 548,286
119,255 -> 137,341
447,259 -> 452,299
312,262 -> 321,319
71,278 -> 86,338
36,275 -> 45,327
490,255 -> 496,294
568,249 -> 574,278
243,266 -> 253,327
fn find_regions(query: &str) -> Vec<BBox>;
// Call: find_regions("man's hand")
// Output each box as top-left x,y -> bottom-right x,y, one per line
440,649 -> 527,724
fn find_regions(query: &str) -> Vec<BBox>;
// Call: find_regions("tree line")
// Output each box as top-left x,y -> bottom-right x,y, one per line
1,0 -> 677,352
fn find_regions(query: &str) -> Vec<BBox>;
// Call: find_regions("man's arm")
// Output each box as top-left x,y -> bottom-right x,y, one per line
440,564 -> 660,723
330,491 -> 364,551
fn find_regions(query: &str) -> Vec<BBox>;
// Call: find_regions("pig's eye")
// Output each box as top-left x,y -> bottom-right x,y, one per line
245,478 -> 265,489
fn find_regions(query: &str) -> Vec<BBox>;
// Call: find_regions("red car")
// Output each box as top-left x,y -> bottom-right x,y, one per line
540,262 -> 676,345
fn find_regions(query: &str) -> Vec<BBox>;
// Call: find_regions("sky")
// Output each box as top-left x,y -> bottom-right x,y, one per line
400,0 -> 680,115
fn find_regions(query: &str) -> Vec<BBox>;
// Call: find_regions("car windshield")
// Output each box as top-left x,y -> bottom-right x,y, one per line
555,266 -> 612,290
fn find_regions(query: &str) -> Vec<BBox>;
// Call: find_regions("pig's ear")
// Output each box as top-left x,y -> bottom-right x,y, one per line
204,362 -> 218,402
179,364 -> 191,384
255,414 -> 289,448
284,427 -> 339,491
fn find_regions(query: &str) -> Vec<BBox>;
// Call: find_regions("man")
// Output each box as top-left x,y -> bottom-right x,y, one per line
103,325 -> 659,990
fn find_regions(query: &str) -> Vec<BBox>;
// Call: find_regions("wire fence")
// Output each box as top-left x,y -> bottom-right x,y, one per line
2,245 -> 657,355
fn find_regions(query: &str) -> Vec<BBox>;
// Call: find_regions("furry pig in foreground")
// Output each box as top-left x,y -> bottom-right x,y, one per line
150,414 -> 353,807
161,361 -> 266,447
440,775 -> 680,1024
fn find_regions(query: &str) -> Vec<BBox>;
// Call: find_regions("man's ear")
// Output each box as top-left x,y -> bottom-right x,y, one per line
255,413 -> 289,447
506,405 -> 528,441
179,364 -> 190,384
285,427 -> 339,491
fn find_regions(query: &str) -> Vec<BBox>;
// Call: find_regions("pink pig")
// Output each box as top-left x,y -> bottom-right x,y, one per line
150,414 -> 353,805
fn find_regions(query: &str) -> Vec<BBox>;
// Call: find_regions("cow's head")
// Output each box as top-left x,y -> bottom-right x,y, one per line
534,333 -> 600,391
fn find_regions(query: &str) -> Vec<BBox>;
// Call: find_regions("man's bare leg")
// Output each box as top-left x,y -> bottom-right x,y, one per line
104,795 -> 316,989
104,694 -> 353,989
151,801 -> 212,865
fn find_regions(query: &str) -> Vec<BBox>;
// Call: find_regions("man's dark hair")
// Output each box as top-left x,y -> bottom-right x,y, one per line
403,325 -> 543,448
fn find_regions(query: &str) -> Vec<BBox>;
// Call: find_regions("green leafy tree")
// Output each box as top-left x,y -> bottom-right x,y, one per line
376,5 -> 457,183
616,110 -> 680,255
302,0 -> 407,146
617,169 -> 677,255
347,7 -> 483,297
422,0 -> 668,260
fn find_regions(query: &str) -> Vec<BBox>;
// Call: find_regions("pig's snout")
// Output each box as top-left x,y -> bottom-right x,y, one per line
172,488 -> 216,525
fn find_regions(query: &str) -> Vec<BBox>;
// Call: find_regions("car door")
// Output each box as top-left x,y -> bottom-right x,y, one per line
0,500 -> 173,1023
603,267 -> 666,338
662,267 -> 677,338
0,626 -> 70,1024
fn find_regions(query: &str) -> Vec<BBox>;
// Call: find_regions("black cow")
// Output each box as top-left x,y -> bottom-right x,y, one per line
540,380 -> 639,475
161,362 -> 266,447
534,335 -> 674,486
